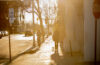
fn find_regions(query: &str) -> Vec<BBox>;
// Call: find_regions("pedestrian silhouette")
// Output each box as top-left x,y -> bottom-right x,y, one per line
52,21 -> 66,54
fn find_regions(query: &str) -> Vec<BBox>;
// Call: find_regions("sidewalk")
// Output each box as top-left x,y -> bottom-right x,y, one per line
6,36 -> 55,65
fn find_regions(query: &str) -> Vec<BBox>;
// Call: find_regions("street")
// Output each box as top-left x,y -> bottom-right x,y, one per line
0,34 -> 33,61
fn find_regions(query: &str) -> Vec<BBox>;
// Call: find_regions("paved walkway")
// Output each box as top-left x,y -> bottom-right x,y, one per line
8,36 -> 54,65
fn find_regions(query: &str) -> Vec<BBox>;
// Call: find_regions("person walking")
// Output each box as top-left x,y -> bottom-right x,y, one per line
53,30 -> 59,53
52,22 -> 60,53
52,21 -> 66,54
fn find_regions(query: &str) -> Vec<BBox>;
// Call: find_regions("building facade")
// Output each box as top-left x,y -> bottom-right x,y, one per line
58,0 -> 100,62
58,0 -> 84,54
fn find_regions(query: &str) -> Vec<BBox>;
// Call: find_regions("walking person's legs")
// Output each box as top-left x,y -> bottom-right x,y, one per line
55,42 -> 58,53
60,41 -> 64,54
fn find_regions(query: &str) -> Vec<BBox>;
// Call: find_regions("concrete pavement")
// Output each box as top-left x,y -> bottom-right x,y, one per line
7,36 -> 55,65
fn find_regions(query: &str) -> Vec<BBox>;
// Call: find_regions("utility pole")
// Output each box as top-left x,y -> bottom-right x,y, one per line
94,18 -> 97,65
8,7 -> 14,62
32,0 -> 35,47
8,25 -> 12,62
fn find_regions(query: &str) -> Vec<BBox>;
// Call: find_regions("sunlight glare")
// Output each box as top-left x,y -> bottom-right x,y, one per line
25,12 -> 32,23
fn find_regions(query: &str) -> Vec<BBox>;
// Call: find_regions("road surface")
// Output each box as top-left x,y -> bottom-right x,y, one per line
0,34 -> 33,60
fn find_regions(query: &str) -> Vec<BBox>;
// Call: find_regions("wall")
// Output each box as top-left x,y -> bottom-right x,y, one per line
58,0 -> 84,53
84,0 -> 95,61
58,0 -> 100,62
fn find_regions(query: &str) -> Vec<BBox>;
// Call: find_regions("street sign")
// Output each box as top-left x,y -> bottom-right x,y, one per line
93,0 -> 100,19
8,28 -> 12,62
9,8 -> 14,24
8,8 -> 14,62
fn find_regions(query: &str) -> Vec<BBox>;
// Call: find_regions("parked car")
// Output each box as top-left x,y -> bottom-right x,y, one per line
25,31 -> 33,36
4,31 -> 8,36
0,31 -> 3,39
0,31 -> 8,39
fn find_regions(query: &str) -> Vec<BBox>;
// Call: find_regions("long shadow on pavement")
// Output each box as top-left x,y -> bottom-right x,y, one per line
50,53 -> 99,65
50,53 -> 65,65
3,46 -> 39,65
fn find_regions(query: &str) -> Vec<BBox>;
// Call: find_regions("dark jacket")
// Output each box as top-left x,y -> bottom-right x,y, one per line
53,30 -> 60,42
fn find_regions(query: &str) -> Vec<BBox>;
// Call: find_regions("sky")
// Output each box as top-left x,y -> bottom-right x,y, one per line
24,12 -> 32,23
24,0 -> 57,27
